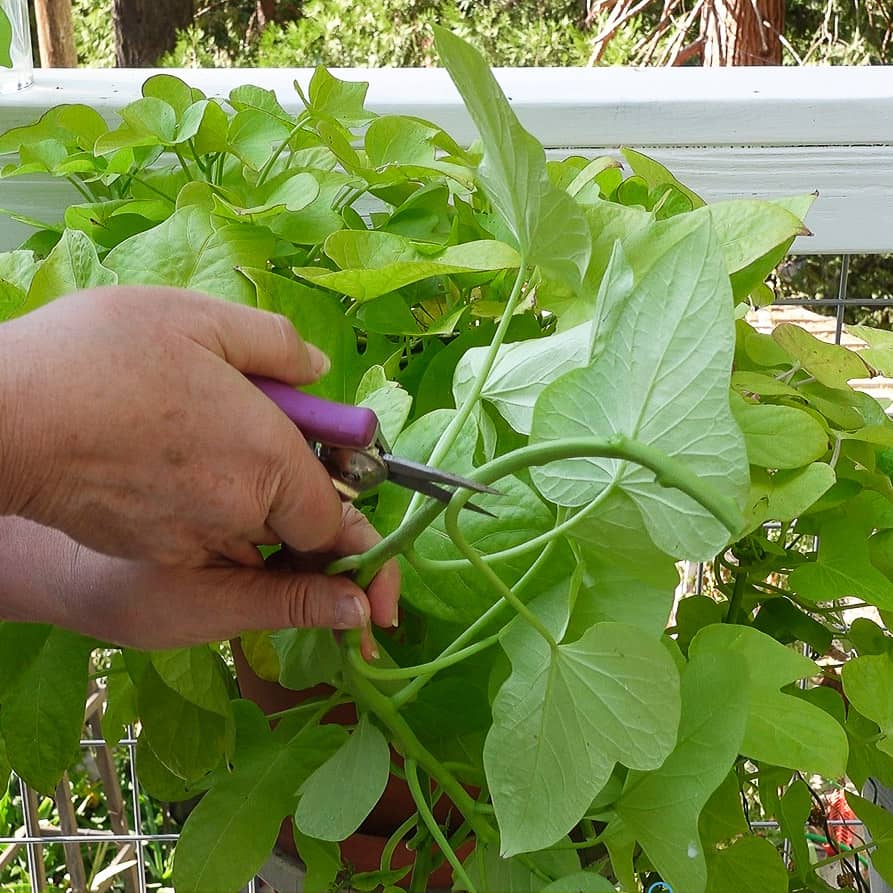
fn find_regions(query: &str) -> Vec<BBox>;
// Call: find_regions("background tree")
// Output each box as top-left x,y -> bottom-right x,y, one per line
33,0 -> 76,66
700,0 -> 786,64
113,0 -> 194,66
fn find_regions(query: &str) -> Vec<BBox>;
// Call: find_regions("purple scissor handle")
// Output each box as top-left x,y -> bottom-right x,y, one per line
249,375 -> 498,511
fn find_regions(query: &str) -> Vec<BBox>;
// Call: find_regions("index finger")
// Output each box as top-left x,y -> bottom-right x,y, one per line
328,505 -> 401,630
265,414 -> 345,553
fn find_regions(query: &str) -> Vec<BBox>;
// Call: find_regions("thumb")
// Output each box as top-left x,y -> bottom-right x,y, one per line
198,295 -> 330,386
233,566 -> 371,633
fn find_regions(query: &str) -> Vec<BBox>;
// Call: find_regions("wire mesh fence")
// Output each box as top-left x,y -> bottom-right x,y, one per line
2,251 -> 892,891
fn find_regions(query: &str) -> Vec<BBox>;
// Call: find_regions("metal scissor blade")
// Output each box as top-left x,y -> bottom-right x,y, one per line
382,454 -> 500,496
387,471 -> 496,517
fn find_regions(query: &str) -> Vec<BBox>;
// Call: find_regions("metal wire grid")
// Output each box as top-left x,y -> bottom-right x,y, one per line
1,252 -> 891,892
1,730 -> 262,891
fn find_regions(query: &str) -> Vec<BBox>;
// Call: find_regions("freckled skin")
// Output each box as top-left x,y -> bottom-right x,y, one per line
0,286 -> 401,649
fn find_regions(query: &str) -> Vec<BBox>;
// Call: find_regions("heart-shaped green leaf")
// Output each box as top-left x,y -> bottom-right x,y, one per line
486,621 -> 680,856
532,214 -> 747,561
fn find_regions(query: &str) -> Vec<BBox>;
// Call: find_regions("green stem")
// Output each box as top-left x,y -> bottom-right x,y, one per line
726,571 -> 748,624
811,838 -> 873,869
444,505 -> 557,648
256,114 -> 309,187
338,432 -> 739,593
265,693 -> 348,722
187,140 -> 208,177
410,486 -> 613,572
67,176 -> 95,202
393,541 -> 557,708
127,176 -> 176,203
405,759 -> 477,893
174,148 -> 193,181
328,498 -> 443,588
354,633 -> 500,682
400,262 -> 528,524
344,640 -> 497,844
380,814 -> 418,872
442,436 -> 742,546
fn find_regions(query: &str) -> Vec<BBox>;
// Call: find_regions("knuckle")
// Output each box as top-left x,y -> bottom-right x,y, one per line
284,576 -> 324,629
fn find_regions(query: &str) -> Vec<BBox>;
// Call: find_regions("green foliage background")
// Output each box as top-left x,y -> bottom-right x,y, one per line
71,0 -> 891,69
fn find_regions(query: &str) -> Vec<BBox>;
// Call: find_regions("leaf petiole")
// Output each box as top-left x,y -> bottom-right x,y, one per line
353,630 -> 500,681
405,759 -> 478,893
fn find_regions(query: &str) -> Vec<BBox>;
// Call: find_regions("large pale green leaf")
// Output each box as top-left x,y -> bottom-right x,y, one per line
843,793 -> 893,886
226,108 -> 291,169
239,267 -> 367,403
705,199 -> 809,274
433,27 -> 591,288
128,653 -> 231,785
104,206 -> 275,305
273,628 -> 342,690
622,148 -> 704,208
355,365 -> 412,446
0,9 -> 13,68
0,104 -> 107,155
743,463 -> 836,532
453,323 -> 591,435
293,831 -> 342,893
0,626 -> 94,793
705,836 -> 788,893
730,395 -> 829,469
0,720 -> 11,798
295,714 -> 390,841
485,621 -> 680,856
789,515 -> 893,611
101,653 -> 138,747
616,650 -> 748,893
847,709 -> 893,789
0,249 -> 39,292
532,214 -> 747,561
365,115 -> 438,166
460,843 -> 581,893
143,74 -> 197,117
777,779 -> 812,882
772,323 -> 869,389
24,228 -> 117,312
563,548 -> 678,640
295,231 -> 520,301
150,647 -> 233,719
307,66 -> 375,126
690,625 -> 848,776
842,653 -> 893,756
173,701 -> 345,893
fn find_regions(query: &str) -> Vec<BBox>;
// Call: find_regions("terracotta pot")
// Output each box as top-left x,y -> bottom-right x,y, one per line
232,640 -> 474,891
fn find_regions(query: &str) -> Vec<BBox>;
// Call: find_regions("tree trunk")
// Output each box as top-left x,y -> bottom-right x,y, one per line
113,0 -> 194,67
256,0 -> 276,27
33,0 -> 77,67
700,0 -> 786,65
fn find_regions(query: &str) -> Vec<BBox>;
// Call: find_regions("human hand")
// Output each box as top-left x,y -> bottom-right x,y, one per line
0,285 -> 344,566
0,507 -> 399,656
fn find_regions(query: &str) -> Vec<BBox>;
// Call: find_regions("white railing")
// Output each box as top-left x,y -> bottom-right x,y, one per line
0,66 -> 892,253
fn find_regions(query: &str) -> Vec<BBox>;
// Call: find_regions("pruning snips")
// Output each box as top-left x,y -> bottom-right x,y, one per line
250,376 -> 498,513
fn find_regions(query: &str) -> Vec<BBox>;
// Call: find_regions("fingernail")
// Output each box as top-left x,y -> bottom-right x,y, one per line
370,640 -> 380,661
334,595 -> 366,629
307,343 -> 331,378
392,605 -> 400,628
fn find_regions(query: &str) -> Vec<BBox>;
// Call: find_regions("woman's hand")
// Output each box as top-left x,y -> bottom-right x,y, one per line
0,285 -> 344,567
0,507 -> 399,656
